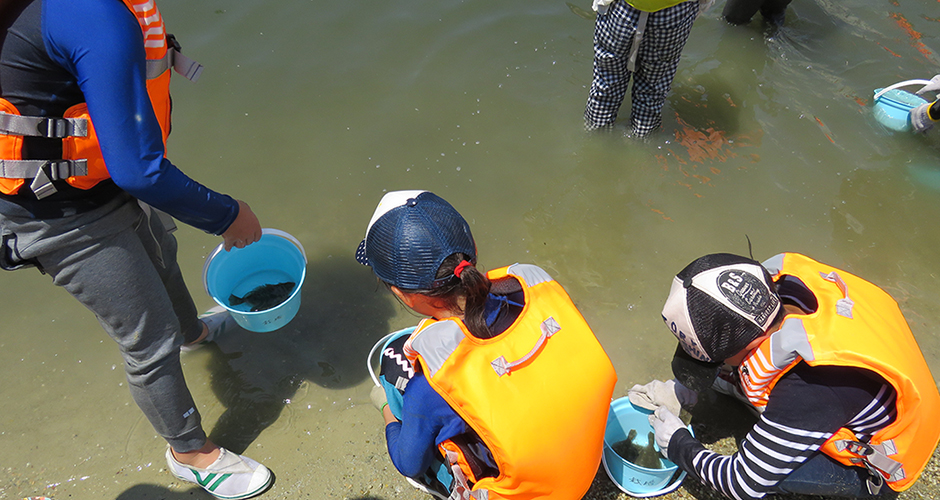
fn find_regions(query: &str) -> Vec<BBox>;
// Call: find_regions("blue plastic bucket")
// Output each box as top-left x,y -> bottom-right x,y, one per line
873,87 -> 928,132
202,229 -> 307,332
602,397 -> 689,498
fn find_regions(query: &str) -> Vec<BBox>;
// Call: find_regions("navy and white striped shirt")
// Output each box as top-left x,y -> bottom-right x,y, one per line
669,362 -> 897,500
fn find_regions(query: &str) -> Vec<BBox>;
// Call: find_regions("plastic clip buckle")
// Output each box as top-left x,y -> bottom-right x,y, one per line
37,117 -> 71,138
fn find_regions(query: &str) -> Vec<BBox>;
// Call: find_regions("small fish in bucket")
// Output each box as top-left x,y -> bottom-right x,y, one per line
203,228 -> 307,333
602,397 -> 691,498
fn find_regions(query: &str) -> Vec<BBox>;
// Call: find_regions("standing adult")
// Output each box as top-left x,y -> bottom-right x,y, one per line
641,253 -> 940,498
584,0 -> 707,136
0,1 -> 270,498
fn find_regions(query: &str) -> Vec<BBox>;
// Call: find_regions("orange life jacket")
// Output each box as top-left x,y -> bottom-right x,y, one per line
738,252 -> 940,492
0,0 -> 202,198
403,264 -> 617,500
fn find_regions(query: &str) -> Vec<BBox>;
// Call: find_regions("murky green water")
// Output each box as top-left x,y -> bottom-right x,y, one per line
3,0 -> 939,498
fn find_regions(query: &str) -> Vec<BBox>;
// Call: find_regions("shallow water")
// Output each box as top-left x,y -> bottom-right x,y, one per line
2,0 -> 939,498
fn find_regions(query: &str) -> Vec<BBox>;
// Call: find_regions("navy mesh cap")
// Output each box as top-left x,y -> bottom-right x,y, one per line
355,191 -> 476,290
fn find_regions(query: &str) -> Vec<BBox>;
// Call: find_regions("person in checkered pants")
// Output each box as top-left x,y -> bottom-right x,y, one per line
585,0 -> 709,136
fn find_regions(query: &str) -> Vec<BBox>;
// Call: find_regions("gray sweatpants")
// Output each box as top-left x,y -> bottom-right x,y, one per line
0,193 -> 208,452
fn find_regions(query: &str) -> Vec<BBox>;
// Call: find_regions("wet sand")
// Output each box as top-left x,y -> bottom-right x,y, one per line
6,375 -> 938,500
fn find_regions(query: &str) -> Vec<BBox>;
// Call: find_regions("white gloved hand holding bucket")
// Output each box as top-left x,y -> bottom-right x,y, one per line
649,407 -> 685,459
628,379 -> 698,419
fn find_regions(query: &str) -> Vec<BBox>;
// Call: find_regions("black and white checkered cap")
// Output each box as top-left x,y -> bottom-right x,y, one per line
661,254 -> 781,364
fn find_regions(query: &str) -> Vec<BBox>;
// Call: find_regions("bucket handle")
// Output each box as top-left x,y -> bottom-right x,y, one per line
367,331 -> 399,387
873,79 -> 933,101
201,228 -> 307,295
366,327 -> 418,387
262,228 -> 307,263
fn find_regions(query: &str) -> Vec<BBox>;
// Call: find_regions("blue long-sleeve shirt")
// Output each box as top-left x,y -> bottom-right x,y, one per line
385,373 -> 470,478
0,0 -> 237,234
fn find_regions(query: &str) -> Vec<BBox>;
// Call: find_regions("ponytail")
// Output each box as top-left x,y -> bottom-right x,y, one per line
424,253 -> 492,338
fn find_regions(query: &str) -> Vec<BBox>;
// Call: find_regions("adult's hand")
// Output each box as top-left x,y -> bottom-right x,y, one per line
221,200 -> 262,251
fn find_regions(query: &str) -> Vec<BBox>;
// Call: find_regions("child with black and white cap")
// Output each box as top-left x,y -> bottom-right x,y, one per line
639,252 -> 940,499
357,190 -> 617,500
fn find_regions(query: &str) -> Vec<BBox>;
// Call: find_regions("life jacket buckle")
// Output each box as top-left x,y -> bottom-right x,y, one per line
37,117 -> 74,138
28,159 -> 87,199
166,33 -> 182,52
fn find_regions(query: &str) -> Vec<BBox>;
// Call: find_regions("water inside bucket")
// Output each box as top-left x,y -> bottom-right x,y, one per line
226,270 -> 296,312
602,398 -> 684,496
203,229 -> 307,332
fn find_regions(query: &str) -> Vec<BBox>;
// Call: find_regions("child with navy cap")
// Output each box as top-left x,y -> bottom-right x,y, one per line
357,190 -> 617,500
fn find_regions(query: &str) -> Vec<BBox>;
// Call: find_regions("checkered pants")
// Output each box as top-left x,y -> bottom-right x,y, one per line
585,0 -> 698,136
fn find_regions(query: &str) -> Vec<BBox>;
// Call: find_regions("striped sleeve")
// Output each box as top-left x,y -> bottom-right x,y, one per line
670,415 -> 832,500
668,364 -> 896,499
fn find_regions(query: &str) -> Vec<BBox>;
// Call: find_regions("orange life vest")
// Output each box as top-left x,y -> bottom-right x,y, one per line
738,252 -> 940,492
0,0 -> 201,198
403,264 -> 617,500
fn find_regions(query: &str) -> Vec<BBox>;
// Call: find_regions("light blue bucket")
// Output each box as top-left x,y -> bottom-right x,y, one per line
872,80 -> 931,132
202,228 -> 307,333
602,397 -> 689,498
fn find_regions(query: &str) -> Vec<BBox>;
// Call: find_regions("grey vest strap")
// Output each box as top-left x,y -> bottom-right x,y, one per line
0,113 -> 87,138
147,47 -> 204,82
0,111 -> 89,198
0,159 -> 88,199
834,439 -> 905,481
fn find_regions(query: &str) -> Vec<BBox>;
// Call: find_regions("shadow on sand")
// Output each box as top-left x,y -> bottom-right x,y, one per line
196,251 -> 397,454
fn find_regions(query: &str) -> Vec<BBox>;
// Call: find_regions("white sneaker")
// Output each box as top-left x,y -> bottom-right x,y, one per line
166,446 -> 272,500
405,477 -> 449,500
182,305 -> 235,352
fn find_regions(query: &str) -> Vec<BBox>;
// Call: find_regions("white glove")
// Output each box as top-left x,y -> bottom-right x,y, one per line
916,75 -> 940,95
649,406 -> 685,459
370,385 -> 388,412
911,102 -> 936,133
592,0 -> 615,15
628,379 -> 698,416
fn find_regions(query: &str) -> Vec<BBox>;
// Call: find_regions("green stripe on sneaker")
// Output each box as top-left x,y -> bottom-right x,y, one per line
193,471 -> 233,491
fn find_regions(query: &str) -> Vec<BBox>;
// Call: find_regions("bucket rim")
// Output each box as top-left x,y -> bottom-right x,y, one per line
201,228 -> 307,314
601,396 -> 695,496
602,451 -> 687,498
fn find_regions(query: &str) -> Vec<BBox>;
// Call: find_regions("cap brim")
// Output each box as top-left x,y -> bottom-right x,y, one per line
355,239 -> 370,266
671,343 -> 721,393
